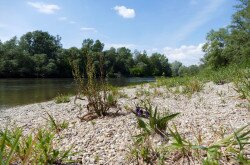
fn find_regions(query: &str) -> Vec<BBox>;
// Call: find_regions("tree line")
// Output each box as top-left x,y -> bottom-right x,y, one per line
0,0 -> 249,78
0,31 -> 199,78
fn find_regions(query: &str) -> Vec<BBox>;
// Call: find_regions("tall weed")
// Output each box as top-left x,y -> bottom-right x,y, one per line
71,53 -> 112,119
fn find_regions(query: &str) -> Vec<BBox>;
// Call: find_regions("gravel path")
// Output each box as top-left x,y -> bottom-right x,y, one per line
0,82 -> 249,164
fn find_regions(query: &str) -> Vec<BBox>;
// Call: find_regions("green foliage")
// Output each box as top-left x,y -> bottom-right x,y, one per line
0,32 -> 174,78
155,76 -> 191,88
202,0 -> 250,68
155,63 -> 248,89
107,93 -> 117,107
183,79 -> 204,95
132,117 -> 250,164
136,101 -> 179,136
171,61 -> 183,77
198,63 -> 243,84
168,124 -> 192,160
128,135 -> 160,164
135,88 -> 151,98
234,69 -> 250,101
71,52 -> 112,118
199,125 -> 250,165
0,128 -> 74,164
46,112 -> 69,133
178,65 -> 200,77
54,93 -> 70,104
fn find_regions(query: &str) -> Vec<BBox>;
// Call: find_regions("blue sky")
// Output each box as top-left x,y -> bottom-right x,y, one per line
0,0 -> 237,65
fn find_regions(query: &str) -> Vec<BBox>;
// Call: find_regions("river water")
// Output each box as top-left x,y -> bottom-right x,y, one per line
0,77 -> 155,109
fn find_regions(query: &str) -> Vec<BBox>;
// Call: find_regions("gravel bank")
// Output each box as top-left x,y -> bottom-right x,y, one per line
0,82 -> 249,164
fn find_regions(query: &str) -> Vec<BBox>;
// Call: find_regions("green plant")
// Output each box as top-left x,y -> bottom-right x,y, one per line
135,88 -> 151,98
94,155 -> 100,163
128,134 -> 160,164
46,112 -> 69,133
0,128 -> 75,164
153,88 -> 164,97
71,53 -> 112,119
0,128 -> 22,164
54,94 -> 70,104
118,90 -> 129,98
194,125 -> 250,165
183,79 -> 204,95
136,101 -> 179,137
167,124 -> 193,162
130,117 -> 250,164
107,93 -> 117,107
234,69 -> 250,102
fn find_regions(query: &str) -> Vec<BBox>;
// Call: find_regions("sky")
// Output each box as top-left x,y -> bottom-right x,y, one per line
0,0 -> 237,66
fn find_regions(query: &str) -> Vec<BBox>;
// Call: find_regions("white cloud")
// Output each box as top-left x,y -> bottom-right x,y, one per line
27,2 -> 60,14
163,43 -> 204,66
80,27 -> 97,33
105,43 -> 136,49
113,6 -> 135,19
58,17 -> 67,21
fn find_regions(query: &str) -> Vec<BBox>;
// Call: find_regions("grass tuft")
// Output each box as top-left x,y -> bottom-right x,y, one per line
54,94 -> 70,104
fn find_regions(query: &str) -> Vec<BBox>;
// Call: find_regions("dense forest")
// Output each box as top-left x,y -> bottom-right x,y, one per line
0,0 -> 249,78
0,32 -> 200,78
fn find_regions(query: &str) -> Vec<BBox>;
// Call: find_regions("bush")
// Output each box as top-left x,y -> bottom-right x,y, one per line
71,53 -> 112,119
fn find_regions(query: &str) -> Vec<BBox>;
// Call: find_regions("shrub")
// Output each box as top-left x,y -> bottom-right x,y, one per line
71,53 -> 112,119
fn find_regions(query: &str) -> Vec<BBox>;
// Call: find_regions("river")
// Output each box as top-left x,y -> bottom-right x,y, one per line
0,77 -> 155,109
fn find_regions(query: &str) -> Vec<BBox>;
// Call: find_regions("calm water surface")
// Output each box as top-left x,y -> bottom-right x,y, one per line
0,78 -> 155,109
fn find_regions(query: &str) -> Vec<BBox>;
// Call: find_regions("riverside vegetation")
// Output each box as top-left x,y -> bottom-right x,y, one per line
1,0 -> 250,164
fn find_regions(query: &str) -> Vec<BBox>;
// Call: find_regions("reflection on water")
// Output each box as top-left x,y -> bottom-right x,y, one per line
0,77 -> 155,109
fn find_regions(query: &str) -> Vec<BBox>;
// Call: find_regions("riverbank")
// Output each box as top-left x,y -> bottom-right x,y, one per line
0,77 -> 155,109
0,81 -> 249,164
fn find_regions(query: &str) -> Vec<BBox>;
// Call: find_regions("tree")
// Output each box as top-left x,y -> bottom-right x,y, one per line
171,61 -> 182,77
178,65 -> 199,76
115,47 -> 133,76
131,50 -> 151,76
202,0 -> 250,68
104,47 -> 117,77
202,28 -> 230,68
32,54 -> 48,77
19,31 -> 62,59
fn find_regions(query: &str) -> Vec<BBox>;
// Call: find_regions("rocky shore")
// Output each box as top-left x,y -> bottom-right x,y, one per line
0,82 -> 249,164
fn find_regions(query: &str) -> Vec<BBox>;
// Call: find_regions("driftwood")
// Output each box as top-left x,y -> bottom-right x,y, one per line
77,112 -> 98,122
